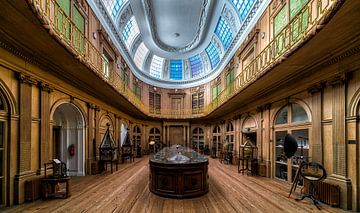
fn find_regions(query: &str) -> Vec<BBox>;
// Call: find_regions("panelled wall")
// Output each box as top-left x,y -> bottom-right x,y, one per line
1,0 -> 360,211
2,47 -> 360,209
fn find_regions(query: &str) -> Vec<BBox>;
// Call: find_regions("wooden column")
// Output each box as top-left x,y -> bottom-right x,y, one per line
332,78 -> 346,177
162,124 -> 166,144
167,125 -> 170,146
94,105 -> 100,160
18,74 -> 36,173
38,82 -> 53,170
86,103 -> 95,174
187,124 -> 190,148
328,75 -> 352,210
308,84 -> 323,164
262,104 -> 271,178
183,125 -> 186,146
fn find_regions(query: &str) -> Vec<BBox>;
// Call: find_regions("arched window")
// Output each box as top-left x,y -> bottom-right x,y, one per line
226,122 -> 234,151
149,127 -> 160,142
192,128 -> 204,152
274,103 -> 310,185
148,127 -> 160,154
212,125 -> 222,157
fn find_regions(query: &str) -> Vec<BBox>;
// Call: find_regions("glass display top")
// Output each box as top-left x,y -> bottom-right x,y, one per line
150,145 -> 208,164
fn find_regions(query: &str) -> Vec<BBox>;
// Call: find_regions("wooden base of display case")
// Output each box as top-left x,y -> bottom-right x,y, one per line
149,161 -> 209,199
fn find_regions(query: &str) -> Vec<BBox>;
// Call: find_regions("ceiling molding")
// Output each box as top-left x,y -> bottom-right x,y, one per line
142,0 -> 210,53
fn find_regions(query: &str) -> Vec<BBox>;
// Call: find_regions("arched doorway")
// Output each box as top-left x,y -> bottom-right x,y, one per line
120,123 -> 128,147
52,103 -> 85,176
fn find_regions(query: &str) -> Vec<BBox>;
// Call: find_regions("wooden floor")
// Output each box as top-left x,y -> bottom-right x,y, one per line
2,156 -> 347,213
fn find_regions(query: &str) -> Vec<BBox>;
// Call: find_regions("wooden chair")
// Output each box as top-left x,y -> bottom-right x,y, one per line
41,160 -> 71,199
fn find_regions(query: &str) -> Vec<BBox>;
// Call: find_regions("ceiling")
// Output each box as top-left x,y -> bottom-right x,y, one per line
89,0 -> 270,88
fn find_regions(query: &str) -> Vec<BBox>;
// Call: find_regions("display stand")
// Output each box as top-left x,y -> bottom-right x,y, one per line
238,141 -> 258,175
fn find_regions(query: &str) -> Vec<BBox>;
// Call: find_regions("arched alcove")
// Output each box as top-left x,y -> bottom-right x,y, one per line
52,103 -> 85,176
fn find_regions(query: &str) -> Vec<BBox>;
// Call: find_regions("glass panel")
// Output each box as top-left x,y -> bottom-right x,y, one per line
274,5 -> 287,36
275,106 -> 288,125
215,17 -> 233,49
231,0 -> 255,22
110,0 -> 128,19
275,131 -> 288,180
134,43 -> 149,70
199,128 -> 204,134
72,7 -> 85,53
56,0 -> 71,40
150,55 -> 164,78
189,55 -> 204,78
122,16 -> 140,49
290,0 -> 307,19
291,103 -> 308,123
170,60 -> 183,80
205,42 -> 220,69
291,129 -> 309,186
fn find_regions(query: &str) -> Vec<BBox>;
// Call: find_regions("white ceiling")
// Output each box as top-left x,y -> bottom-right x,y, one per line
89,0 -> 270,88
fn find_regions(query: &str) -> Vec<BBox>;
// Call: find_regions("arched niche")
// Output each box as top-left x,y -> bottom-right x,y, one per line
52,103 -> 85,176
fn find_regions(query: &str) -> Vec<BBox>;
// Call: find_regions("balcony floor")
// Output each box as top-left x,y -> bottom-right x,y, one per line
2,156 -> 346,213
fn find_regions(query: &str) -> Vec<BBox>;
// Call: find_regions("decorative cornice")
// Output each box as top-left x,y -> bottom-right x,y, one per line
17,73 -> 37,85
143,0 -> 209,53
38,81 -> 54,93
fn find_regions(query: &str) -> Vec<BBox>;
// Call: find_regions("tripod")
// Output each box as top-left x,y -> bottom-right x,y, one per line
289,161 -> 326,210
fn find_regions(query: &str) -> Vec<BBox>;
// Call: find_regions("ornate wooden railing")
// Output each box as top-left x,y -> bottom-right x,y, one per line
28,0 -> 338,119
29,0 -> 148,113
205,0 -> 338,113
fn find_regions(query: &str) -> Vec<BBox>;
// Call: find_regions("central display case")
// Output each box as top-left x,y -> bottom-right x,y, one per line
149,145 -> 209,198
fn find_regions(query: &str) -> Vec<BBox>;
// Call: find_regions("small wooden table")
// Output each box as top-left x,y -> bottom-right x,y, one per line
41,177 -> 71,199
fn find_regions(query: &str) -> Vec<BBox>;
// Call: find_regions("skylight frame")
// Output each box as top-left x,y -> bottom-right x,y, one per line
231,0 -> 256,22
170,60 -> 183,80
150,55 -> 164,79
122,16 -> 140,50
134,42 -> 149,70
189,55 -> 204,78
215,16 -> 234,50
205,42 -> 220,69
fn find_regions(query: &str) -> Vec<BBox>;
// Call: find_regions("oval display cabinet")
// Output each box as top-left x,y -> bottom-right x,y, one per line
149,145 -> 209,198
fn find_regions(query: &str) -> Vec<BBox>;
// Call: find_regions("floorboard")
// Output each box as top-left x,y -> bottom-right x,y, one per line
2,156 -> 348,213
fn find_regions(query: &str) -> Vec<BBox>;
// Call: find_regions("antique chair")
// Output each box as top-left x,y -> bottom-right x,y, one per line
41,159 -> 71,199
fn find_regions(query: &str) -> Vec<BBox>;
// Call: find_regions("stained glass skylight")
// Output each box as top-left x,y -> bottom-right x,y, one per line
150,55 -> 164,78
101,0 -> 128,20
231,0 -> 255,22
134,43 -> 149,70
170,60 -> 183,80
189,55 -> 204,78
205,42 -> 220,69
215,17 -> 233,50
122,16 -> 140,49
